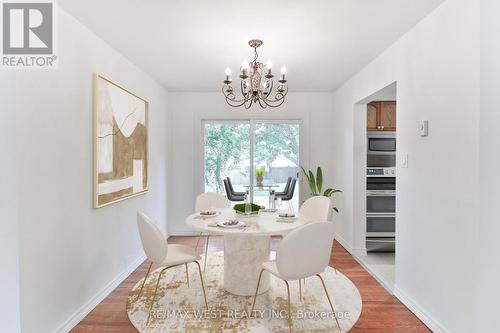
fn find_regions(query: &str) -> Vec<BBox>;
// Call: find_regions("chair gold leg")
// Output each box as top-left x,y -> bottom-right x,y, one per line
194,232 -> 203,253
250,268 -> 265,314
298,279 -> 302,301
194,261 -> 209,310
316,274 -> 341,332
204,235 -> 210,272
136,262 -> 153,302
284,280 -> 292,331
185,263 -> 190,288
146,268 -> 167,326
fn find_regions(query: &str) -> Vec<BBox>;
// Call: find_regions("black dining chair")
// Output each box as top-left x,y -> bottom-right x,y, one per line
280,178 -> 297,211
227,177 -> 246,196
275,177 -> 292,198
223,179 -> 245,202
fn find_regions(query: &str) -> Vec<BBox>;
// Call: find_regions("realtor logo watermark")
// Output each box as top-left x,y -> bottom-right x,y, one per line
1,0 -> 57,68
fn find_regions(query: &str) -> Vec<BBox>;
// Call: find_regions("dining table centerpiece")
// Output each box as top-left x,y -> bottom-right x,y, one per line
233,203 -> 261,215
255,167 -> 265,187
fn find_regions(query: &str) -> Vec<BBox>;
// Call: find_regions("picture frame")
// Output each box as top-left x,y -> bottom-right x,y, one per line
93,73 -> 149,208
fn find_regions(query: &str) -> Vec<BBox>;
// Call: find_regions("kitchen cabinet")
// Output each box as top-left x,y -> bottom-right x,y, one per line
367,101 -> 396,131
367,103 -> 378,131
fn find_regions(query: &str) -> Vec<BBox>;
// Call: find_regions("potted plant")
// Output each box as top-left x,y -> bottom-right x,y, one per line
301,166 -> 342,212
255,167 -> 265,187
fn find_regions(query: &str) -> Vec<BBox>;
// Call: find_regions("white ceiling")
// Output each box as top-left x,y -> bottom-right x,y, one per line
58,0 -> 443,92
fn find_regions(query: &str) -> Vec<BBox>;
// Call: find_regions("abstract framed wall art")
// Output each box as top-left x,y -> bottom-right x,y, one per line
93,74 -> 149,208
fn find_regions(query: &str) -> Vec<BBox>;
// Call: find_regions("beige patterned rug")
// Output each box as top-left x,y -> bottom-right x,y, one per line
127,251 -> 362,332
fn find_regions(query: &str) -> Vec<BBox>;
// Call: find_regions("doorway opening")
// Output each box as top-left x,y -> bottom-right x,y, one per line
353,82 -> 397,292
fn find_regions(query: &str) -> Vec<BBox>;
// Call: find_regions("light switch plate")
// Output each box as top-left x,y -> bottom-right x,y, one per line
402,153 -> 408,168
419,120 -> 429,136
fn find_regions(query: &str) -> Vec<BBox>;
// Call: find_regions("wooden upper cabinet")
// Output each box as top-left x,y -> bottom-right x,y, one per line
367,101 -> 396,131
367,103 -> 378,131
379,101 -> 396,131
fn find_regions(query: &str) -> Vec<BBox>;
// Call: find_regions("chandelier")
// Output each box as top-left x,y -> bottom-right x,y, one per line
222,39 -> 288,109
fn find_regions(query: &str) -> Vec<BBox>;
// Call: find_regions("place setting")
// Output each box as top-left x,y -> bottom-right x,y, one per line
193,210 -> 222,220
275,210 -> 298,223
216,219 -> 247,229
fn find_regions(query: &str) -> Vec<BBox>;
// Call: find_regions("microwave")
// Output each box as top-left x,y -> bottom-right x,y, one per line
367,132 -> 396,155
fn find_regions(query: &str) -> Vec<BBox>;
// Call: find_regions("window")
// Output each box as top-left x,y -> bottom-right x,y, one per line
203,120 -> 300,209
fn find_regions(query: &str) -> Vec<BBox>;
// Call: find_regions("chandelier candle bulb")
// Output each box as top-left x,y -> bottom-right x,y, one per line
241,60 -> 249,77
224,68 -> 232,83
266,60 -> 273,76
279,65 -> 287,82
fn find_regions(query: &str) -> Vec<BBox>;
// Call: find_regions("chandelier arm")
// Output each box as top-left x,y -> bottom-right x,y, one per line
226,97 -> 248,107
222,86 -> 248,106
223,90 -> 254,108
257,87 -> 269,104
241,79 -> 250,100
244,97 -> 254,109
261,79 -> 275,101
259,80 -> 284,104
257,97 -> 268,109
270,84 -> 288,101
260,96 -> 285,108
258,84 -> 287,108
262,95 -> 286,107
278,85 -> 289,98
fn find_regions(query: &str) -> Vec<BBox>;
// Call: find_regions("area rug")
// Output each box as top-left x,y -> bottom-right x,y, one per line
127,251 -> 362,332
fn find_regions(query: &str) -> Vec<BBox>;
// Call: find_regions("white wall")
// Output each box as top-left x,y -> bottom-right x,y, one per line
14,8 -> 169,333
478,0 -> 500,331
330,0 -> 480,332
167,92 -> 335,234
0,72 -> 21,333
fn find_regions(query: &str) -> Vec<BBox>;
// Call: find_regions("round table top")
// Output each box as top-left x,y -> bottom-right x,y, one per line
185,207 -> 309,236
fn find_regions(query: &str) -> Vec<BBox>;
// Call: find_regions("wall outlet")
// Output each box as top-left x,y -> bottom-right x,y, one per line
402,153 -> 409,168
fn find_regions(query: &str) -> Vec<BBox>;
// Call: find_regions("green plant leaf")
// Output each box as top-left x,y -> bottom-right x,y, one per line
301,166 -> 309,180
332,207 -> 339,213
255,168 -> 265,177
323,188 -> 334,197
308,170 -> 317,194
316,166 -> 323,193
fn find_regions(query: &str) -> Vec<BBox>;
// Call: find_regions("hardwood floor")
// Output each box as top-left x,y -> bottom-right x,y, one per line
71,237 -> 430,332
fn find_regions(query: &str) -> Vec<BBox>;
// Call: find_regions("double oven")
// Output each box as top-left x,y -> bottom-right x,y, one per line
366,132 -> 396,252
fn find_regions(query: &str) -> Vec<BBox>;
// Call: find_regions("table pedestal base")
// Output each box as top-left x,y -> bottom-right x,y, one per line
223,234 -> 271,296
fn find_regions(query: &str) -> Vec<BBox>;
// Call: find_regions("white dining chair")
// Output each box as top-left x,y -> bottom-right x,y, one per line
136,212 -> 208,326
299,195 -> 331,223
194,192 -> 230,271
298,196 -> 334,287
251,222 -> 341,332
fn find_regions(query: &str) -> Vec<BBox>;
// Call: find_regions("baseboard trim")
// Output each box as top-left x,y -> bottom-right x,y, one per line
393,286 -> 448,333
353,255 -> 394,294
53,254 -> 146,333
334,232 -> 353,254
169,231 -> 199,236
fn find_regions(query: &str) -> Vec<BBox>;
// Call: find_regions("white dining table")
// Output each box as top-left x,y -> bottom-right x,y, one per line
185,208 -> 309,296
